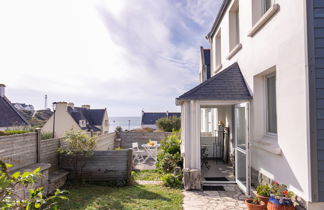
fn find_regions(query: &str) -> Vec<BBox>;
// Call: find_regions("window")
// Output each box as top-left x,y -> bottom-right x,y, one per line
215,30 -> 222,70
79,120 -> 86,127
229,1 -> 240,51
262,0 -> 272,14
265,73 -> 277,134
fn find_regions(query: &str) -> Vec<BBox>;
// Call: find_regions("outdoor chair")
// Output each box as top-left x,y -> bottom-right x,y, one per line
131,142 -> 145,163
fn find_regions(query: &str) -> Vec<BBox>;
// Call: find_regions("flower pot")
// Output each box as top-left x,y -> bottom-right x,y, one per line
245,199 -> 266,210
256,194 -> 269,207
267,197 -> 295,210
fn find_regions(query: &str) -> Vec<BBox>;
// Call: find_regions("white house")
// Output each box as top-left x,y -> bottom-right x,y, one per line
42,102 -> 109,138
176,0 -> 324,209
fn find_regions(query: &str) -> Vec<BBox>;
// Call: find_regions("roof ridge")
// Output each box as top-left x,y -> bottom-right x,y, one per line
177,62 -> 238,99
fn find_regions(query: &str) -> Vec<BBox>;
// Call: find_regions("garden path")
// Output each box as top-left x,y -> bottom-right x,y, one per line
183,184 -> 247,210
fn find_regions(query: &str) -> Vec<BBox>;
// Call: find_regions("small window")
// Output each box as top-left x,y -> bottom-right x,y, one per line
229,1 -> 240,51
265,73 -> 277,134
79,120 -> 86,127
215,30 -> 222,69
262,0 -> 272,14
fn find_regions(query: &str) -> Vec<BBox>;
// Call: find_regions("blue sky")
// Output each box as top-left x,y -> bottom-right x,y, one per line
0,0 -> 221,116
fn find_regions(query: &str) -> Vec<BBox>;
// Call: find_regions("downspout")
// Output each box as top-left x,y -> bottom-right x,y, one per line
52,102 -> 56,138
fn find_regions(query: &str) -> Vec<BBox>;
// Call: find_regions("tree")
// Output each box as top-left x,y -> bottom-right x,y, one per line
0,161 -> 67,209
58,129 -> 96,182
156,116 -> 181,132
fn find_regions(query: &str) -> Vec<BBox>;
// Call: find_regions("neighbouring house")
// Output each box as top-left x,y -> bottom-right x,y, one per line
12,103 -> 35,112
176,0 -> 324,209
0,84 -> 30,130
141,111 -> 181,129
42,102 -> 109,137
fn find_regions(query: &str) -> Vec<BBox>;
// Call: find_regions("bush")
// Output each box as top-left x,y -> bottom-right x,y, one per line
156,116 -> 180,132
41,132 -> 53,140
162,173 -> 183,188
0,130 -> 29,136
156,131 -> 183,173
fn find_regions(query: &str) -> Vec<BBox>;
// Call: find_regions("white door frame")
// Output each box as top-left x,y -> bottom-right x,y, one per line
234,102 -> 251,195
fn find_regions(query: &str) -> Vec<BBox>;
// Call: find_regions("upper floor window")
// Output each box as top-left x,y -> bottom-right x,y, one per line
229,1 -> 240,51
215,30 -> 222,70
265,73 -> 277,134
79,120 -> 86,127
262,0 -> 272,14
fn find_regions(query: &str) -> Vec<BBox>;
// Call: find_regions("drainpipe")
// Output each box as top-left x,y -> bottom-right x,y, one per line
52,102 -> 56,138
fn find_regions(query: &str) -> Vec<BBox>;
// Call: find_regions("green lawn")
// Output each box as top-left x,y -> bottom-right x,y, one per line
133,170 -> 163,181
58,184 -> 183,210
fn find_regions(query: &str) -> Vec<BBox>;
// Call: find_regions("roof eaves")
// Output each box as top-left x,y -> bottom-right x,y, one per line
206,0 -> 231,40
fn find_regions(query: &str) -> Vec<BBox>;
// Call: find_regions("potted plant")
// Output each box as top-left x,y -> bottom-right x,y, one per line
267,181 -> 295,210
245,197 -> 266,210
256,184 -> 271,207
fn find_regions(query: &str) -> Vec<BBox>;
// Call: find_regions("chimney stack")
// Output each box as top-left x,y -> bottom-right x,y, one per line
54,102 -> 68,112
81,105 -> 90,109
68,102 -> 74,108
0,84 -> 5,97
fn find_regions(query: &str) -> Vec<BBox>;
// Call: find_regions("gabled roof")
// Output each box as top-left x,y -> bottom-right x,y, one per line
67,107 -> 106,131
142,112 -> 181,125
177,63 -> 252,102
0,96 -> 30,127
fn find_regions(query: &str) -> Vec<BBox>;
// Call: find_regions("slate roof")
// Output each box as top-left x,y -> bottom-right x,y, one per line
142,112 -> 181,125
177,62 -> 252,101
0,96 -> 29,127
67,107 -> 105,132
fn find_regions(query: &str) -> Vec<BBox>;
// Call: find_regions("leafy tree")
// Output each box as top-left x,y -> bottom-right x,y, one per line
58,129 -> 96,182
0,161 -> 67,209
156,116 -> 181,132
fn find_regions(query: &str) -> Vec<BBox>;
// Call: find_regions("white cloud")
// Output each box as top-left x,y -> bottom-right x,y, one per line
0,0 -> 221,116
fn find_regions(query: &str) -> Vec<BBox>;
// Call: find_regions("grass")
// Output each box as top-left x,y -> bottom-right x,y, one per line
133,170 -> 163,181
58,184 -> 183,210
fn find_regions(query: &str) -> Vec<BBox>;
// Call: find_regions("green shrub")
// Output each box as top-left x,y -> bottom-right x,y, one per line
156,116 -> 180,132
256,184 -> 271,197
162,173 -> 183,188
156,131 -> 183,173
0,130 -> 29,136
41,132 -> 53,140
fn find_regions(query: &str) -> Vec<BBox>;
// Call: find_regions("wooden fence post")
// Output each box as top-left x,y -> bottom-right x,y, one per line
35,128 -> 41,163
127,149 -> 133,180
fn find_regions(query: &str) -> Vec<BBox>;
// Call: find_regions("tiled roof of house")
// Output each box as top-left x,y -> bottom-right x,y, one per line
142,112 -> 181,125
177,62 -> 252,101
0,97 -> 29,127
67,107 -> 105,132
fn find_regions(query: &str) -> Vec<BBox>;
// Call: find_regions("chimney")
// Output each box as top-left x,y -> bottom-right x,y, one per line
54,102 -> 68,112
68,102 -> 74,108
0,84 -> 5,97
81,105 -> 90,109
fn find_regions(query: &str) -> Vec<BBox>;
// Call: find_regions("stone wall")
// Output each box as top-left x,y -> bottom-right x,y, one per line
95,132 -> 116,150
119,132 -> 172,149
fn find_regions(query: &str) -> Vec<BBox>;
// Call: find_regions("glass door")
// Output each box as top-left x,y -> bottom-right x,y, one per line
235,102 -> 250,195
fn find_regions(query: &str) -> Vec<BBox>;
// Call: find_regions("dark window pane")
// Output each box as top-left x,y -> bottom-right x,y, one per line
267,75 -> 277,133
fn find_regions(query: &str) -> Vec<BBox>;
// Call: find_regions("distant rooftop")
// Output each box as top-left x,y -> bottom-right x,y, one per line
141,112 -> 181,125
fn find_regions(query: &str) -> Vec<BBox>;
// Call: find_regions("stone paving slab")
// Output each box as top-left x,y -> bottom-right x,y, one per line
183,185 -> 247,210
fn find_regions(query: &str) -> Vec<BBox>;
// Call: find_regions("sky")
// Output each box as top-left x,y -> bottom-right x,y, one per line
0,0 -> 221,116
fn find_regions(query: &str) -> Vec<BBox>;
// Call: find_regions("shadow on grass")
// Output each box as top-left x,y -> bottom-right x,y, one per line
59,183 -> 178,210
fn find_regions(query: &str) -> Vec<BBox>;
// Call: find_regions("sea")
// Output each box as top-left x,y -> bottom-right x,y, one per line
109,116 -> 142,132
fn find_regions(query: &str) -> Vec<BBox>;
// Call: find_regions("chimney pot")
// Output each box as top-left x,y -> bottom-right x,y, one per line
0,84 -> 5,97
81,105 -> 90,109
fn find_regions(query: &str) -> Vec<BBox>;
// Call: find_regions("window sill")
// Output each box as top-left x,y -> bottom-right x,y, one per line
226,43 -> 242,60
252,135 -> 282,155
213,64 -> 222,74
248,4 -> 280,37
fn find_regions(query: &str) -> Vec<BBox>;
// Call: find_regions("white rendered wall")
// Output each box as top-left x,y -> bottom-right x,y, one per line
209,0 -> 310,201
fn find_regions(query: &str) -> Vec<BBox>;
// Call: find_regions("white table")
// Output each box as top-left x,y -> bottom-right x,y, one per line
142,144 -> 160,162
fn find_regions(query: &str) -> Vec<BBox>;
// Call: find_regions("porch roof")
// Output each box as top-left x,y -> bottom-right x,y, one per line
176,63 -> 252,103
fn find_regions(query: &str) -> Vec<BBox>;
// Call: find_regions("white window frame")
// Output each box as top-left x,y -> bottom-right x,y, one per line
215,29 -> 222,72
262,0 -> 272,15
264,72 -> 277,136
229,1 -> 240,52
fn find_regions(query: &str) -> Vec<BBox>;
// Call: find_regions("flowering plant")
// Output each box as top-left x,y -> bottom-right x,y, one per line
269,181 -> 294,205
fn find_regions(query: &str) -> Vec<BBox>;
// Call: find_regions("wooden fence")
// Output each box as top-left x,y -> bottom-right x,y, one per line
59,150 -> 133,181
95,132 -> 115,150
